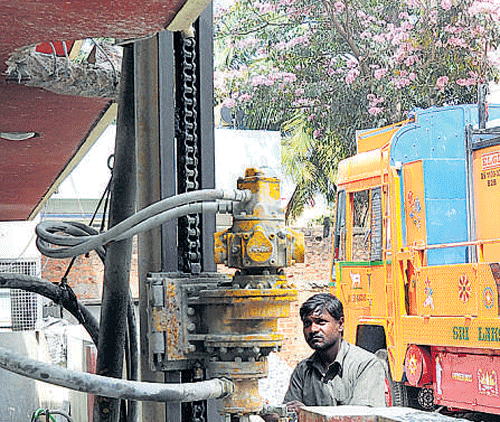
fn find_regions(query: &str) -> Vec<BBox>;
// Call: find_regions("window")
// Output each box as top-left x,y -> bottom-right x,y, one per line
351,188 -> 383,262
352,190 -> 371,261
333,190 -> 347,262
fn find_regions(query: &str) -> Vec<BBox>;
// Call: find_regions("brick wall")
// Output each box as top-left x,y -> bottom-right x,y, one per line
41,239 -> 139,301
40,226 -> 331,368
277,226 -> 332,368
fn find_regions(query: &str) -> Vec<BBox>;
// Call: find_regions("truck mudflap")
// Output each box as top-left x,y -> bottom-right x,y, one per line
432,346 -> 500,414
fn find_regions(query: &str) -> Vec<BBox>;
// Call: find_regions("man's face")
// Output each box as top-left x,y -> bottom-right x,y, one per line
302,308 -> 344,351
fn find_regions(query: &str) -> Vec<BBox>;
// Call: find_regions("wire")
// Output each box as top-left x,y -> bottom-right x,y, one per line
36,188 -> 250,259
0,345 -> 234,402
31,408 -> 56,422
91,38 -> 118,87
44,410 -> 74,422
32,408 -> 74,422
0,273 -> 99,346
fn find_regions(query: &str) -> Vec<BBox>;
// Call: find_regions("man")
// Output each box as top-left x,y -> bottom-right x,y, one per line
263,293 -> 385,420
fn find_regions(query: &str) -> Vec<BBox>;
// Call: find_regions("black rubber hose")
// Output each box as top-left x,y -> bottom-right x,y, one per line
0,273 -> 99,346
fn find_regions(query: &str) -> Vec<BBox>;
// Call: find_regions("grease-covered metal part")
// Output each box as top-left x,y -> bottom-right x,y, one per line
0,346 -> 233,402
214,168 -> 304,278
148,169 -> 302,417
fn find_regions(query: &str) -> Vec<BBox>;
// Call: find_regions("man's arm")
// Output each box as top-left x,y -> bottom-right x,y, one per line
350,357 -> 386,407
283,365 -> 305,404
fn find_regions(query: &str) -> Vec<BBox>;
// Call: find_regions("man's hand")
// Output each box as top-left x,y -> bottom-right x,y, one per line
285,400 -> 305,412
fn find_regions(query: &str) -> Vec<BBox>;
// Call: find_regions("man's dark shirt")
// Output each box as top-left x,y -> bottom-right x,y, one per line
283,339 -> 386,407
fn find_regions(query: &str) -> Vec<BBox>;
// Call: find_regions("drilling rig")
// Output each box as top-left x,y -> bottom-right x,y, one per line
147,168 -> 304,421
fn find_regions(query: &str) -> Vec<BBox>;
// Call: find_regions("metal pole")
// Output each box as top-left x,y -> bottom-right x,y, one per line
94,43 -> 136,422
159,30 -> 179,273
135,34 -> 167,422
197,5 -> 216,273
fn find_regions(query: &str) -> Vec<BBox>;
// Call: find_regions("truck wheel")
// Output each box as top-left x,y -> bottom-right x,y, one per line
375,349 -> 408,407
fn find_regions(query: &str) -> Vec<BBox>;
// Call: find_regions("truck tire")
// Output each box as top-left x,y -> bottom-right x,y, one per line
375,349 -> 408,407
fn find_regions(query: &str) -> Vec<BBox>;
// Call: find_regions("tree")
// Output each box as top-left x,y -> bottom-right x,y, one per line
214,0 -> 500,221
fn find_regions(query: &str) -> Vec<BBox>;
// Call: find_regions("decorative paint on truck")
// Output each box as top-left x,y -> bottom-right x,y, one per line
331,103 -> 500,415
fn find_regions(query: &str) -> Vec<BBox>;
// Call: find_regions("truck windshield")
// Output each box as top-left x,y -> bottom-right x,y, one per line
333,187 -> 383,263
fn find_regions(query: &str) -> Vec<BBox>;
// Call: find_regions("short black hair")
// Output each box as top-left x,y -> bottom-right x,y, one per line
299,293 -> 344,322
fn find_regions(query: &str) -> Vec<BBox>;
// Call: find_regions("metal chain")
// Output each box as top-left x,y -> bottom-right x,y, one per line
177,29 -> 202,274
191,363 -> 206,422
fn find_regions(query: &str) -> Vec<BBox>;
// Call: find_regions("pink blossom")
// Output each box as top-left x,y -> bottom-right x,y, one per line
400,21 -> 414,32
223,98 -> 236,108
367,94 -> 384,115
456,78 -> 473,86
333,1 -> 345,14
404,55 -> 418,66
394,47 -> 407,63
313,129 -> 323,139
429,9 -> 438,24
282,72 -> 297,83
374,68 -> 387,80
444,24 -> 463,34
441,0 -> 453,10
367,94 -> 384,106
238,93 -> 252,102
236,37 -> 257,48
295,88 -> 305,96
448,37 -> 468,48
346,58 -> 358,69
368,106 -> 383,115
255,2 -> 275,13
436,76 -> 449,91
345,68 -> 360,84
287,35 -> 310,48
251,75 -> 267,86
393,76 -> 412,89
406,0 -> 421,7
391,31 -> 408,47
409,72 -> 417,81
308,113 -> 316,122
468,1 -> 500,16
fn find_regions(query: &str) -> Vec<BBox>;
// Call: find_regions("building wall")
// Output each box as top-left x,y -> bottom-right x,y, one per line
41,239 -> 140,301
277,226 -> 332,368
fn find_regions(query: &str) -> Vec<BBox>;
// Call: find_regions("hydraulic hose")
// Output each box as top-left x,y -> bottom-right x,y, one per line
36,189 -> 250,259
0,345 -> 234,402
0,273 -> 99,346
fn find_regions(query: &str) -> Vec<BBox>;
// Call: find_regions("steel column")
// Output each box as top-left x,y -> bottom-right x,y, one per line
197,5 -> 216,273
135,34 -> 168,421
159,30 -> 179,273
94,44 -> 136,422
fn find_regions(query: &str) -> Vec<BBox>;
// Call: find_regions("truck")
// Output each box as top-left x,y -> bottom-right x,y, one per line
330,101 -> 500,415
